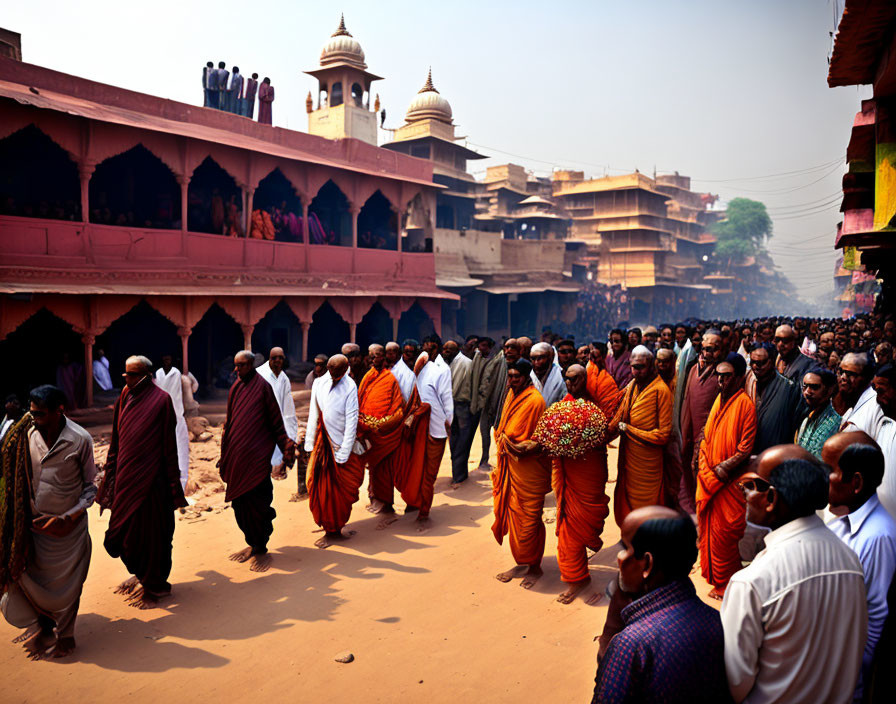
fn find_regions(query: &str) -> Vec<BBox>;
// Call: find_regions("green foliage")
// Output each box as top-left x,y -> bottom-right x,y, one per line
711,198 -> 773,263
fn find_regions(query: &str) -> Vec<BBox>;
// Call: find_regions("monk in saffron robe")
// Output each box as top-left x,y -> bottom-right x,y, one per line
99,355 -> 187,608
609,346 -> 673,525
357,344 -> 404,527
696,357 -> 756,600
679,330 -> 725,512
305,355 -> 364,548
492,359 -> 550,589
220,350 -> 294,571
586,342 -> 622,419
543,364 -> 609,605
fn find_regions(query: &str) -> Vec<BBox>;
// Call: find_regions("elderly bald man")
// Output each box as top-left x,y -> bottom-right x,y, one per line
342,342 -> 367,382
100,355 -> 188,608
220,350 -> 295,572
774,324 -> 813,383
529,342 -> 565,408
610,346 -> 673,524
305,354 -> 363,547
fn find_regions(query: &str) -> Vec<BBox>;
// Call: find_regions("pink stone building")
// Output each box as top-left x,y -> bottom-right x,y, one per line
0,43 -> 453,406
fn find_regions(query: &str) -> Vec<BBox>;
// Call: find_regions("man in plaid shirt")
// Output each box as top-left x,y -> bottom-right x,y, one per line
592,506 -> 731,703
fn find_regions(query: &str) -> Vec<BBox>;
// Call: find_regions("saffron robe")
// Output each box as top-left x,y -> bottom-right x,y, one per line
679,361 -> 719,504
586,363 -> 623,419
101,377 -> 187,593
696,390 -> 756,591
611,376 -> 673,526
551,394 -> 610,583
306,414 -> 364,533
358,367 -> 404,505
492,386 -> 550,567
392,386 -> 438,514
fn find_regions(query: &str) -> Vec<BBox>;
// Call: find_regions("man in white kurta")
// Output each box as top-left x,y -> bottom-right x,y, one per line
154,355 -> 190,489
92,349 -> 113,392
390,344 -> 417,405
258,347 -> 298,472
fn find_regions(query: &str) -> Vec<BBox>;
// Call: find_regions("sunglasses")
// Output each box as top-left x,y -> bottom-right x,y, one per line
738,477 -> 773,494
30,409 -> 48,418
837,368 -> 860,380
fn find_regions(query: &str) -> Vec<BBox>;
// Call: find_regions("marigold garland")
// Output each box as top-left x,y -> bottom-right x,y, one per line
532,398 -> 608,458
359,412 -> 395,430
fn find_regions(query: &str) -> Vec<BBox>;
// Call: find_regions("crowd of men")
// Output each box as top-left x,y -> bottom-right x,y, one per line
2,311 -> 896,702
201,61 -> 275,125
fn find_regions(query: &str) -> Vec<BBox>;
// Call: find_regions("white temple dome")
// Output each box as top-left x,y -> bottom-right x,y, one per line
320,15 -> 367,69
406,69 -> 453,123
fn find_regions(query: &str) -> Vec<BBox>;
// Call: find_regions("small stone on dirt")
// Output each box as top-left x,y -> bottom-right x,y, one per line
334,651 -> 354,663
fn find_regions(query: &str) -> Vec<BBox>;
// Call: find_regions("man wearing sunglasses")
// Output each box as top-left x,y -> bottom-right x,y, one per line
721,446 -> 866,704
773,324 -> 813,384
746,344 -> 804,453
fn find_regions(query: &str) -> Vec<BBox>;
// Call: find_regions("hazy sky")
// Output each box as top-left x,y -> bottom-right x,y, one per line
6,0 -> 868,302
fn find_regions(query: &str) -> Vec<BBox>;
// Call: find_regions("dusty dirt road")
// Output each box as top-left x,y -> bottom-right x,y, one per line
1,396 -> 714,703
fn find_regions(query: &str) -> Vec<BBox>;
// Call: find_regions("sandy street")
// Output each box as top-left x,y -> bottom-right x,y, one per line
1,395 -> 715,703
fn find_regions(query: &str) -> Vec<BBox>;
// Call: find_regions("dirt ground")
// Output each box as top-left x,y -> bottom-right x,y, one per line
0,387 -> 715,703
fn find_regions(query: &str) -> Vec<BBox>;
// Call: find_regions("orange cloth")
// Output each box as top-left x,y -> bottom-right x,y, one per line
492,385 -> 551,567
586,362 -> 622,419
306,417 -> 364,533
250,209 -> 275,240
357,367 -> 404,505
611,375 -> 673,526
696,390 -> 757,591
391,387 -> 439,515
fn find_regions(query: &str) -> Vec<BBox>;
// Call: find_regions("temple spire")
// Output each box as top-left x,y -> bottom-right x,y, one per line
419,67 -> 438,94
333,13 -> 352,37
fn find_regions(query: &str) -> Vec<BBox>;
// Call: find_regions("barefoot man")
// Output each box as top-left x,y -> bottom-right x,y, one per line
1,385 -> 96,659
357,344 -> 404,527
219,350 -> 295,572
696,355 -> 756,600
305,354 -> 364,548
99,355 -> 188,608
548,364 -> 610,604
397,348 -> 453,532
492,359 -> 551,589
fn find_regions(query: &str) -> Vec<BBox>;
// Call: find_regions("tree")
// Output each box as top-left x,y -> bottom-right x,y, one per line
711,197 -> 773,263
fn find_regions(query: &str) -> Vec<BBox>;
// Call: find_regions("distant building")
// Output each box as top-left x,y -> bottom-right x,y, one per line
828,0 -> 896,312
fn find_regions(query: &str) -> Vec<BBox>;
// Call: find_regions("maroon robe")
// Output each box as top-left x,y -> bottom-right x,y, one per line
257,83 -> 274,125
219,370 -> 292,551
101,376 -> 187,593
678,360 -> 719,508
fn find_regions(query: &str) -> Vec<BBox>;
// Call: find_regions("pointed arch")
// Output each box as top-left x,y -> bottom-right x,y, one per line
252,168 -> 304,242
95,300 -> 179,380
307,301 -> 350,357
358,189 -> 398,250
0,124 -> 80,221
308,179 -> 352,247
188,156 -> 241,234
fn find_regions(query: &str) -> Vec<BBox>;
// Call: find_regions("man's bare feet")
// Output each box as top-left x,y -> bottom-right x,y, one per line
415,516 -> 432,533
50,636 -> 76,658
271,462 -> 286,480
496,565 -> 528,583
557,577 -> 591,604
314,529 -> 356,549
376,512 -> 399,530
22,629 -> 55,660
520,566 -> 543,589
367,498 -> 385,514
249,551 -> 272,573
289,491 -> 309,502
584,591 -> 604,606
229,547 -> 253,563
477,463 -> 491,472
12,625 -> 40,644
114,575 -> 139,596
125,586 -> 171,610
449,481 -> 465,490
708,587 -> 725,601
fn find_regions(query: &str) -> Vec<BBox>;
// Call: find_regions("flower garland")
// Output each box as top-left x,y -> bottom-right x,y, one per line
359,412 -> 396,430
532,398 -> 608,458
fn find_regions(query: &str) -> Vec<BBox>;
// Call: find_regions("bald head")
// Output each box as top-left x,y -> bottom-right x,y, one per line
384,341 -> 400,367
234,350 -> 255,380
234,350 -> 254,364
517,336 -> 533,358
630,345 -> 653,361
328,354 -> 349,381
504,338 -> 521,364
368,343 -> 384,356
564,363 -> 587,398
821,430 -> 877,469
656,348 -> 675,362
753,443 -> 816,481
619,506 -> 698,594
442,339 -> 460,363
268,346 -> 286,374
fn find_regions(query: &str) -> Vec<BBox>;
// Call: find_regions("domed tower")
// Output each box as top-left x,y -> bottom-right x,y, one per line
383,69 -> 485,229
305,15 -> 382,145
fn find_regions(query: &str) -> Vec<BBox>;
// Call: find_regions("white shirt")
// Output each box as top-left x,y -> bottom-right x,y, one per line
391,358 -> 416,404
721,514 -> 866,704
304,372 -> 359,464
257,361 -> 298,441
93,356 -> 113,391
531,363 -> 565,408
841,384 -> 884,437
876,416 -> 896,519
416,360 -> 453,439
154,367 -> 185,416
448,352 -> 473,404
828,493 -> 896,692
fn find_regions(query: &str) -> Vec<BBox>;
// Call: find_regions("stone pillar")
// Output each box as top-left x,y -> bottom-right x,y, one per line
300,322 -> 310,362
177,175 -> 189,233
243,186 -> 254,237
392,317 -> 399,342
178,326 -> 191,374
301,200 -> 309,245
349,322 -> 357,344
241,324 -> 254,352
82,331 -> 96,408
77,162 -> 94,224
397,208 -> 406,253
350,205 -> 360,249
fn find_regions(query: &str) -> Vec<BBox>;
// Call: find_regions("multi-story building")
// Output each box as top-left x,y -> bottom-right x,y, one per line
0,20 -> 453,406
